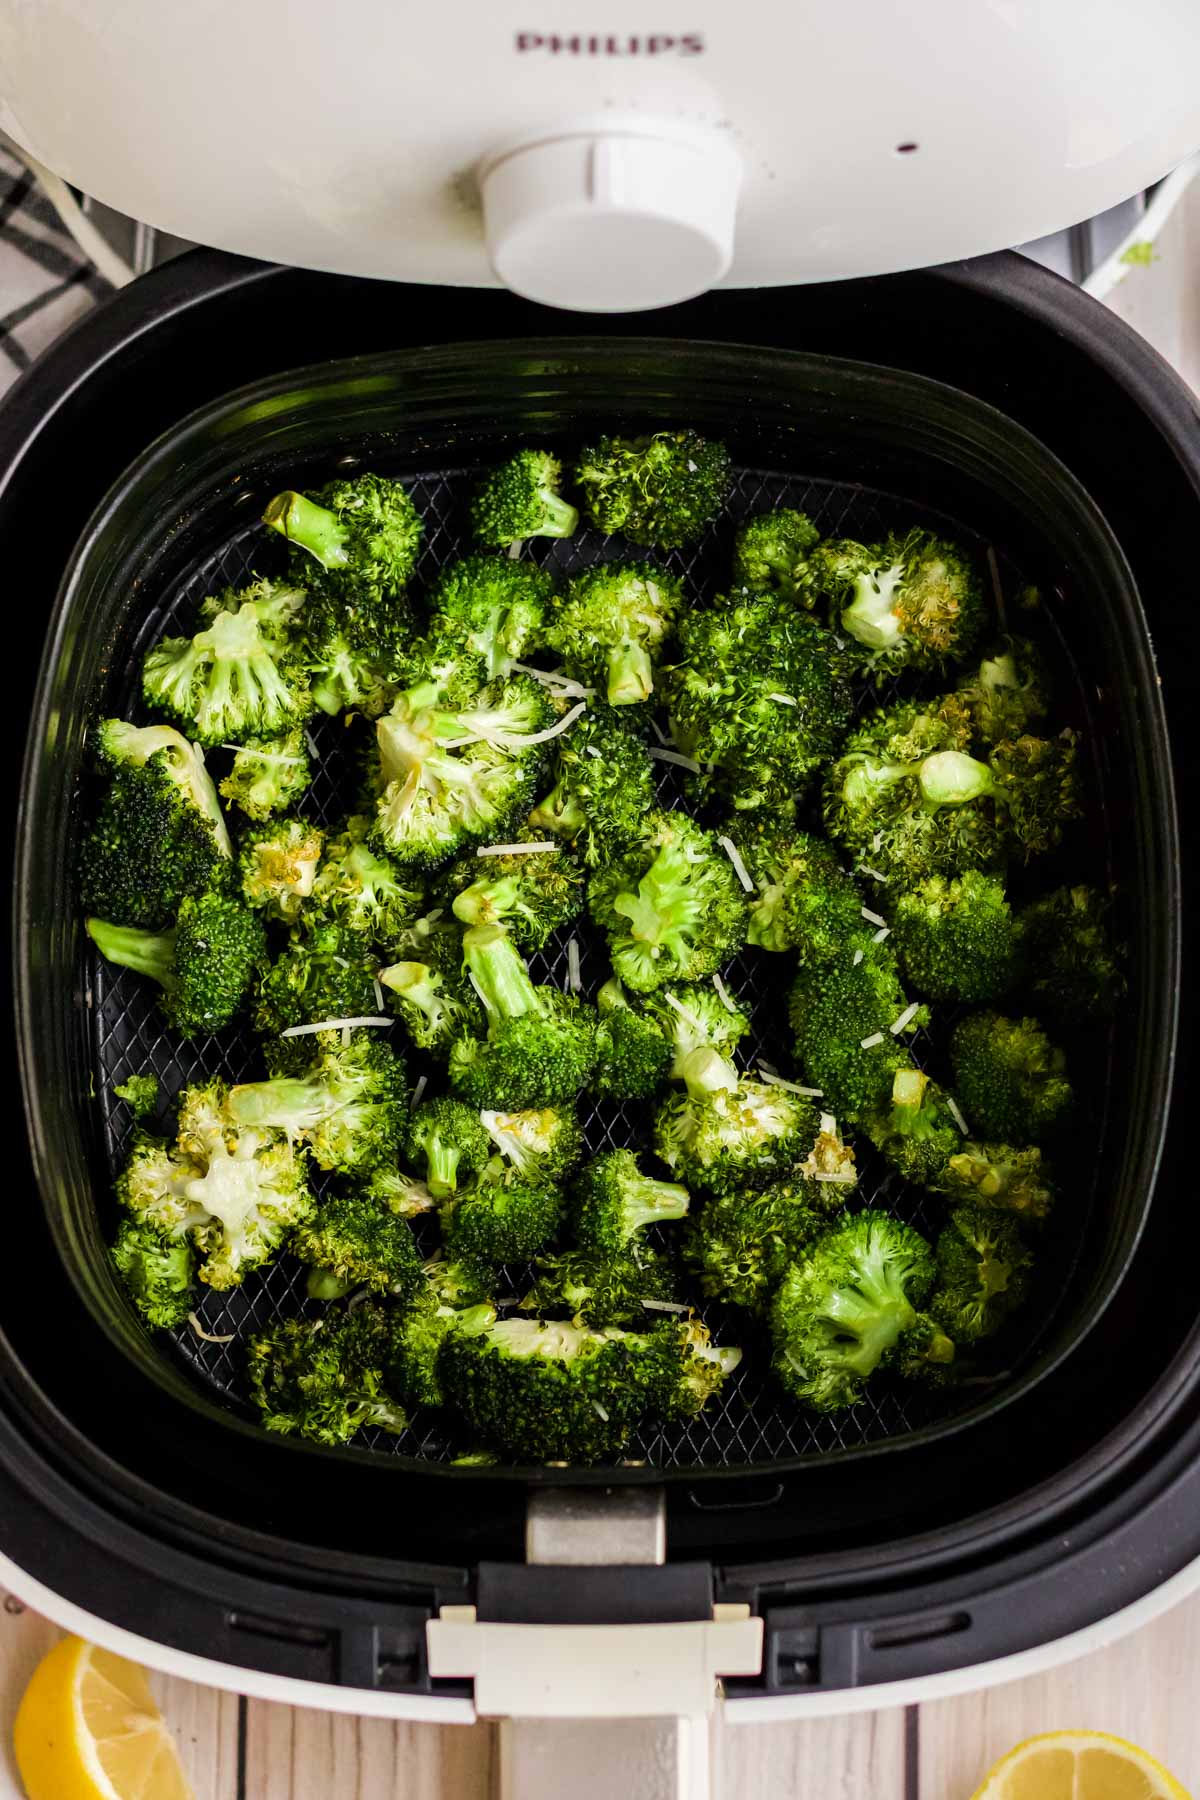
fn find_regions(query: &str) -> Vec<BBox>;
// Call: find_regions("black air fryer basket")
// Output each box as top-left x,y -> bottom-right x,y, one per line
3,258 -> 1197,1700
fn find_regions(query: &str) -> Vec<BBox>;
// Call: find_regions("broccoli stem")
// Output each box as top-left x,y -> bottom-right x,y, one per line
452,876 -> 519,928
86,918 -> 175,989
540,493 -> 580,539
607,640 -> 655,707
307,1267 -> 355,1300
529,782 -> 588,840
380,961 -> 441,1020
596,977 -> 629,1013
462,923 -> 541,1023
892,1068 -> 929,1110
263,490 -> 350,571
678,1045 -> 739,1099
625,1175 -> 691,1231
424,1135 -> 463,1199
919,750 -> 1000,809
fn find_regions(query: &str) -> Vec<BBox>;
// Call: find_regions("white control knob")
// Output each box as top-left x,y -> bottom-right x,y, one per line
480,128 -> 741,314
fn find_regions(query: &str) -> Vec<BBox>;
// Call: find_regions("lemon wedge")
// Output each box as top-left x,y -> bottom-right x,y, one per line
13,1634 -> 194,1800
972,1729 -> 1191,1800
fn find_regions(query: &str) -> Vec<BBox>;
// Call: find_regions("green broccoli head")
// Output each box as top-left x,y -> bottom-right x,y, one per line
570,1150 -> 690,1259
735,819 -> 864,961
427,554 -> 556,679
934,1141 -> 1055,1222
298,593 -> 410,719
521,1245 -> 682,1328
263,473 -> 423,605
113,1073 -> 160,1119
593,983 -> 673,1100
654,1052 -> 818,1194
929,1204 -> 1033,1343
447,924 -> 597,1108
575,431 -> 731,548
1017,884 -> 1125,1027
247,1303 -> 408,1446
730,507 -> 821,603
545,562 -> 683,706
890,871 -> 1019,1004
220,730 -> 314,821
254,920 -> 380,1040
641,981 -> 750,1081
310,815 -> 425,941
954,636 -> 1052,744
813,529 -> 986,676
860,1067 -> 963,1188
528,702 -> 657,866
441,1163 -> 564,1264
389,1285 -> 497,1410
770,1211 -> 935,1411
229,1032 -> 409,1175
88,891 -> 267,1039
685,1178 -> 828,1311
80,720 -> 233,928
404,1095 -> 492,1198
379,921 -> 485,1056
639,1316 -> 743,1423
949,1011 -> 1072,1145
469,451 -> 579,547
370,671 -> 557,869
441,838 -> 584,949
788,940 -> 927,1120
110,1218 -> 196,1329
587,811 -> 748,993
238,817 -> 324,922
142,579 -> 313,747
664,594 -> 853,810
116,1082 -> 315,1291
895,1313 -> 958,1384
293,1183 -> 424,1298
480,1104 -> 584,1182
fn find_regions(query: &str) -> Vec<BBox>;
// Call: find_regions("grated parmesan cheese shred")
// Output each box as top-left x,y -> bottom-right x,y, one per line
852,948 -> 864,967
712,973 -> 738,1015
890,1002 -> 920,1036
649,746 -> 702,773
372,976 -> 384,1011
718,835 -> 755,892
860,906 -> 887,928
189,1314 -> 235,1345
946,1095 -> 970,1135
412,1074 -> 427,1107
641,1297 -> 688,1314
280,1016 -> 391,1037
476,840 -> 557,856
757,1067 -> 824,1097
567,937 -> 582,994
860,1031 -> 885,1049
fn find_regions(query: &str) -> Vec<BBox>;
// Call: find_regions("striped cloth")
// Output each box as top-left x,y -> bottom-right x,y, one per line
0,145 -> 110,396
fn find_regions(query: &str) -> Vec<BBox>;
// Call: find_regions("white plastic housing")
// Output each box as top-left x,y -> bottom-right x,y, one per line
0,4 -> 1198,304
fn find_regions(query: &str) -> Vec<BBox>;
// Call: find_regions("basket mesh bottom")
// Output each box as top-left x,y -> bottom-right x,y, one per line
90,463 -> 1079,1467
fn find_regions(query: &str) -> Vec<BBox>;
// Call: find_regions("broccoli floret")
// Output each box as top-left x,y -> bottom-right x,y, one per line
593,979 -> 673,1100
860,1067 -> 962,1188
470,452 -> 578,547
142,578 -> 313,747
730,508 -> 821,602
529,702 -> 657,866
263,473 -> 423,605
895,1313 -> 958,1383
934,1142 -> 1055,1222
427,554 -> 556,679
292,1184 -> 424,1297
954,636 -> 1051,744
641,981 -> 750,1081
734,820 -> 864,962
238,817 -> 324,923
575,431 -> 731,548
788,940 -> 927,1120
405,1096 -> 492,1198
545,562 -> 683,706
113,1073 -> 159,1119
379,923 -> 485,1056
480,1104 -> 584,1182
116,1082 -> 314,1290
80,720 -> 233,928
570,1150 -> 690,1259
441,1162 -> 564,1264
663,594 -> 853,810
587,812 -> 748,993
521,1245 -> 682,1327
447,924 -> 597,1108
812,529 -> 986,676
949,1011 -> 1071,1145
310,815 -> 424,941
300,607 -> 403,719
929,1205 -> 1033,1343
770,1211 -> 935,1411
654,1048 -> 818,1194
220,730 -> 313,821
88,892 -> 267,1038
247,1304 -> 408,1446
110,1218 -> 196,1329
441,838 -> 584,949
360,1163 -> 439,1219
1017,884 -> 1125,1027
641,1316 -> 743,1424
254,921 -> 380,1039
370,672 -> 556,869
890,870 -> 1018,1003
229,1034 -> 408,1174
390,1284 -> 497,1410
437,1317 -> 655,1462
685,1178 -> 829,1311
798,1110 -> 861,1201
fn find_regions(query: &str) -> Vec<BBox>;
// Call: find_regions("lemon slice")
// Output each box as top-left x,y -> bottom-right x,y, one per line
972,1729 -> 1191,1800
13,1634 -> 194,1800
